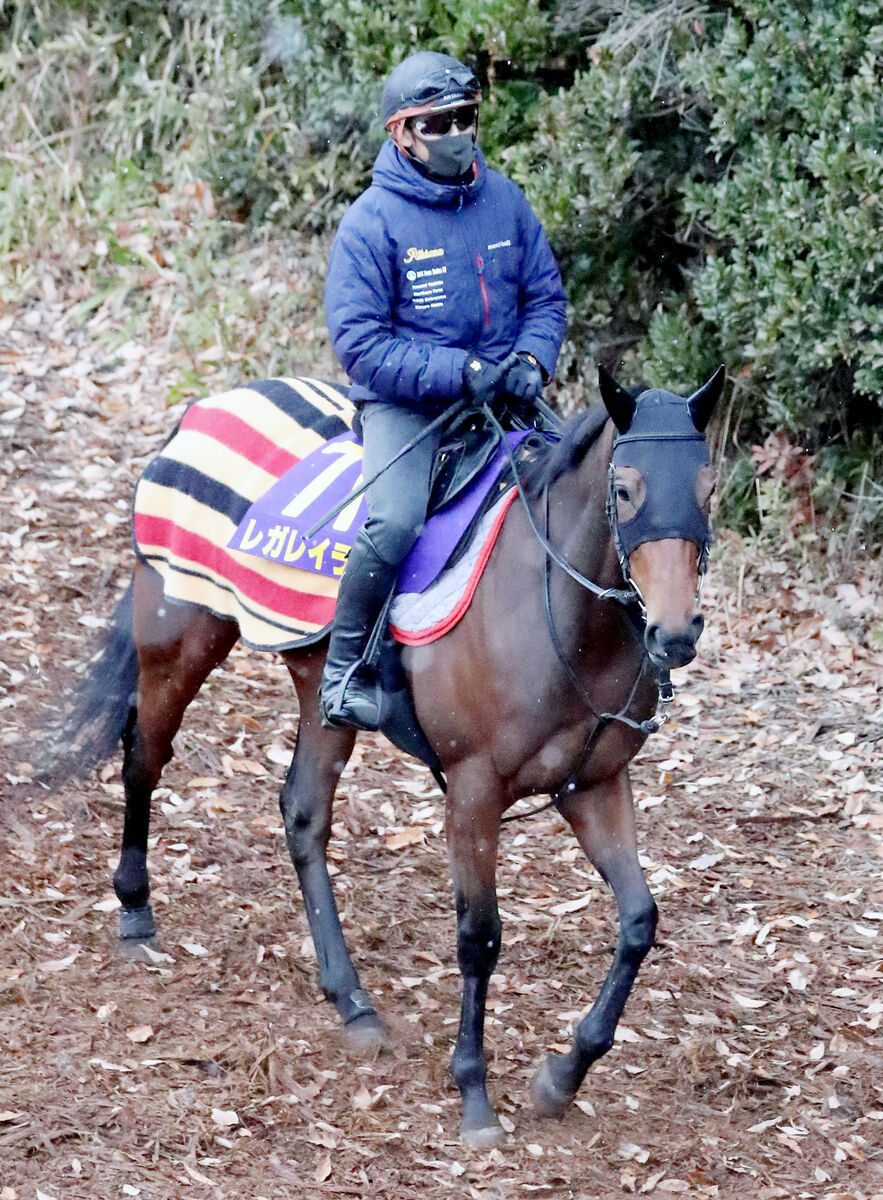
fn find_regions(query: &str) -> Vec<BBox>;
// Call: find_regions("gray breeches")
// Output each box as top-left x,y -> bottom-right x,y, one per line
358,402 -> 444,567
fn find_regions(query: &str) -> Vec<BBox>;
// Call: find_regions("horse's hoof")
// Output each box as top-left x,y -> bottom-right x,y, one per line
533,1057 -> 575,1118
460,1118 -> 505,1148
117,936 -> 160,962
343,1012 -> 391,1054
118,904 -> 156,944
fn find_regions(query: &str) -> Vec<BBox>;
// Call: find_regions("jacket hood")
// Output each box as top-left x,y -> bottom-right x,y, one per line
371,139 -> 487,207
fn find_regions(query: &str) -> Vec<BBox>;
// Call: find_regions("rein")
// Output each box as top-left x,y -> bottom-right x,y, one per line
303,397 -> 471,539
305,395 -> 695,818
480,404 -> 679,822
482,406 -> 639,608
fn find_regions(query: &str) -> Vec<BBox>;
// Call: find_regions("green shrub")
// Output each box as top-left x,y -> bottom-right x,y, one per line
640,0 -> 883,441
1,0 -> 553,228
507,5 -> 709,394
3,0 -> 883,545
814,433 -> 883,557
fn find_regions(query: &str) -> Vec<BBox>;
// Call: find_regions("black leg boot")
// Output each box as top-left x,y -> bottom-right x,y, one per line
319,533 -> 399,731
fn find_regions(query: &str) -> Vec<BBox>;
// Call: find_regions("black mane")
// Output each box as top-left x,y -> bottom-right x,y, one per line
521,404 -> 610,497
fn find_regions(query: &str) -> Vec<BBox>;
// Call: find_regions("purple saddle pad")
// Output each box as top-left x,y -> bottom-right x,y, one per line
230,431 -> 530,594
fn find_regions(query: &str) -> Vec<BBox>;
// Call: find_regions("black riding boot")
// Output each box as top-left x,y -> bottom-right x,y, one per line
319,532 -> 399,731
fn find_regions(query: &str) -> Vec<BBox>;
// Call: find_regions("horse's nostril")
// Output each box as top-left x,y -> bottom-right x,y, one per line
646,617 -> 703,655
644,619 -> 700,668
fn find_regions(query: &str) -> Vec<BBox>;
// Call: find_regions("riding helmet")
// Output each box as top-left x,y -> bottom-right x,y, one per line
381,51 -> 481,128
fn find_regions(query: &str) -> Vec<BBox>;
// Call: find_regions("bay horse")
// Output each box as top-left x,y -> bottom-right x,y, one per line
42,365 -> 724,1145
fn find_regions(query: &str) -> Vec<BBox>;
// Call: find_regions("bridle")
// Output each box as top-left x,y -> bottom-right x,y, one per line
483,406 -> 711,815
605,429 -> 712,596
486,412 -> 711,618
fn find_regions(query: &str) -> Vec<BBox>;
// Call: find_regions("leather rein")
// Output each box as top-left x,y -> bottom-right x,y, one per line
479,404 -> 706,817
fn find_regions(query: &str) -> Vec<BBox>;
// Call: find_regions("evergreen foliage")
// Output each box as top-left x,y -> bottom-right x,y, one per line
3,0 -> 882,519
640,0 -> 883,440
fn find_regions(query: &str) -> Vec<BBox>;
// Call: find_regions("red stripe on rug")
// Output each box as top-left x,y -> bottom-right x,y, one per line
180,405 -> 300,476
135,514 -> 336,626
391,490 -> 516,646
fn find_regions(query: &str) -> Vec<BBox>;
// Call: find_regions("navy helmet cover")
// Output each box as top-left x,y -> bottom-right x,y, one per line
381,51 -> 481,127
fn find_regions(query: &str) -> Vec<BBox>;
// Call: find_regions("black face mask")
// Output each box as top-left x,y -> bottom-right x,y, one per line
406,132 -> 476,180
607,391 -> 714,564
423,131 -> 476,178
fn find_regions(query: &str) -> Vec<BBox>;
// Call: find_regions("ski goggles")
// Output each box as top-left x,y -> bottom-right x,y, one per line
411,105 -> 478,137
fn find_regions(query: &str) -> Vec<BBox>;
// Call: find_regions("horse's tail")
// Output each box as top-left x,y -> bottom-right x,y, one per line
36,579 -> 138,785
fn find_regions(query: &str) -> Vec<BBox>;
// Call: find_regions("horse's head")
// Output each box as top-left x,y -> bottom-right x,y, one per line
599,365 -> 725,669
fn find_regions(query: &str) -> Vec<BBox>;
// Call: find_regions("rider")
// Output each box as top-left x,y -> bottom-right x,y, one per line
320,50 -> 568,730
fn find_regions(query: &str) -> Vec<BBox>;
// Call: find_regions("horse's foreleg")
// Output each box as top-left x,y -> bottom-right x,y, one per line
284,652 -> 387,1049
446,770 -> 505,1146
114,565 -> 237,956
534,768 -> 657,1116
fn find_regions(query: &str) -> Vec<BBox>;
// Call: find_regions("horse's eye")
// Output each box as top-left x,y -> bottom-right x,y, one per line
613,468 -> 646,523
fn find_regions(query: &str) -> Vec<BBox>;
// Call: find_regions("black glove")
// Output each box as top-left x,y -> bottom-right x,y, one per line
502,351 -> 543,405
461,353 -> 517,410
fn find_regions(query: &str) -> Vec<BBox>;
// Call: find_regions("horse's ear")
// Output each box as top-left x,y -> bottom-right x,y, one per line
598,365 -> 636,433
687,365 -> 726,432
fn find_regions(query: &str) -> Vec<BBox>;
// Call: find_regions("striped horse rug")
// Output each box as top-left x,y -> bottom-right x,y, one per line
133,378 -> 516,652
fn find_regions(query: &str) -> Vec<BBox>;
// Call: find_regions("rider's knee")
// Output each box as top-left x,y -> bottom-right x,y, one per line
366,517 -> 423,566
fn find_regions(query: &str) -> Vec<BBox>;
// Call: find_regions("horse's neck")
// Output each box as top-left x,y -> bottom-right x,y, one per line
551,422 -> 622,589
533,423 -> 640,697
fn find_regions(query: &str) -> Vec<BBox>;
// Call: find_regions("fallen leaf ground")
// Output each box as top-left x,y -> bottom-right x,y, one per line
1,265 -> 882,1200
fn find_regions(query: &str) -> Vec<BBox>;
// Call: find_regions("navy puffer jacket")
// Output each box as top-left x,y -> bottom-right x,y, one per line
324,141 -> 567,408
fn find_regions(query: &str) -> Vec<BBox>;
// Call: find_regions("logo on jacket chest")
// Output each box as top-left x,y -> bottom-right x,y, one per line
401,248 -> 448,312
403,246 -> 445,264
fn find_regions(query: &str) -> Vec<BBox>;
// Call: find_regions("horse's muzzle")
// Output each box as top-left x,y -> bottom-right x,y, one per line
644,614 -> 704,668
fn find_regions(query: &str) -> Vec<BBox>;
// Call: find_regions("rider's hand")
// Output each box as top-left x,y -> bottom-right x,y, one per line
502,351 -> 543,405
461,353 -> 516,410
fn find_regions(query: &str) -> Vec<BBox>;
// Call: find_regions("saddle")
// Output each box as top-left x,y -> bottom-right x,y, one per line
429,407 -> 511,506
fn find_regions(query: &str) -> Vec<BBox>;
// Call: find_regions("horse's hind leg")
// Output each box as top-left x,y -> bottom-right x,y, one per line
534,767 -> 657,1116
114,563 -> 238,957
282,647 -> 387,1049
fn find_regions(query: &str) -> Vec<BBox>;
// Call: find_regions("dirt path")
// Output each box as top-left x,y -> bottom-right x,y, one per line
1,299 -> 881,1199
